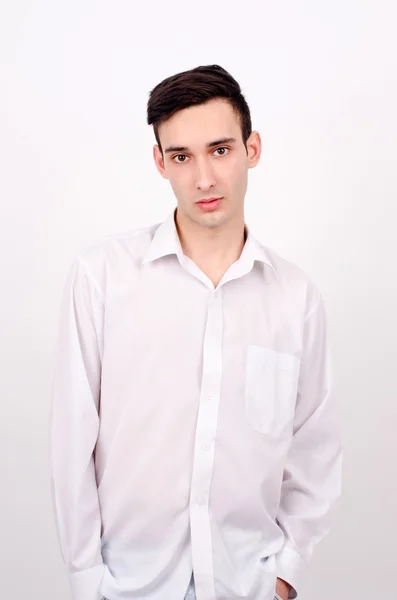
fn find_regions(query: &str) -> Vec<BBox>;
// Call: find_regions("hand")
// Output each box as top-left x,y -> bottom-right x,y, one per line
275,577 -> 291,600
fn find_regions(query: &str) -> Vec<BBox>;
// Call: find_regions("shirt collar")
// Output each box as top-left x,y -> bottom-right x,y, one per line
141,208 -> 277,279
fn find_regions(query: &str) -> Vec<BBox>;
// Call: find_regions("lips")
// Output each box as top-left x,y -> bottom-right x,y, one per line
196,197 -> 223,211
197,197 -> 222,204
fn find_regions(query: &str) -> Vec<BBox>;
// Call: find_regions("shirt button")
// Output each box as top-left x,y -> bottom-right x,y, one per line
197,496 -> 206,506
201,443 -> 211,451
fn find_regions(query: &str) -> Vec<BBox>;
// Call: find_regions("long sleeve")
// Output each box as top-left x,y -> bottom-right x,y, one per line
275,293 -> 343,598
49,258 -> 105,600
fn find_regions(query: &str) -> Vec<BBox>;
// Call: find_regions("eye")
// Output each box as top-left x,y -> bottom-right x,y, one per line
172,154 -> 188,163
213,147 -> 229,156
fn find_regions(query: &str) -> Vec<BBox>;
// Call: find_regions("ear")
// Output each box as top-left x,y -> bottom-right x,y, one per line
246,131 -> 262,169
153,145 -> 169,179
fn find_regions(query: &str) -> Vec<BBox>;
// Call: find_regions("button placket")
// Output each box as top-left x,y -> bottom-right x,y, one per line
189,288 -> 223,600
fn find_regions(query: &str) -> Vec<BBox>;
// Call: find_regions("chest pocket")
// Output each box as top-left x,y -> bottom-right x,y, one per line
245,346 -> 301,436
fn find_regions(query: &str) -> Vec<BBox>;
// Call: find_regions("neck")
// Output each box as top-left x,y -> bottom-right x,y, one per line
174,207 -> 247,273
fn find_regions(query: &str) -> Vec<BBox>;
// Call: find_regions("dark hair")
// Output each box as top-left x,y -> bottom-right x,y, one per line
146,64 -> 252,154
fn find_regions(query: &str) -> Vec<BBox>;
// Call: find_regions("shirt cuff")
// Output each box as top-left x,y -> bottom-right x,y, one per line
276,544 -> 307,599
69,563 -> 105,600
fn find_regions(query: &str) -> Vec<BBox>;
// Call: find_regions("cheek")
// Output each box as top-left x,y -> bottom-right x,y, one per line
168,172 -> 191,198
169,165 -> 190,183
225,157 -> 247,187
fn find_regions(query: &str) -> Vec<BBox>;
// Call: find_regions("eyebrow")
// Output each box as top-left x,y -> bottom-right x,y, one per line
164,137 -> 237,154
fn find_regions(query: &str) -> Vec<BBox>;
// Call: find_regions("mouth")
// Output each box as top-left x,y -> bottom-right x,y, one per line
196,197 -> 223,211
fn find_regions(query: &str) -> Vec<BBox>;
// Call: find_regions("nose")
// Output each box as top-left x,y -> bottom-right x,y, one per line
195,157 -> 216,192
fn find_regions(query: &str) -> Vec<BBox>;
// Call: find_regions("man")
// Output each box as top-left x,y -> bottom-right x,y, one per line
49,64 -> 342,600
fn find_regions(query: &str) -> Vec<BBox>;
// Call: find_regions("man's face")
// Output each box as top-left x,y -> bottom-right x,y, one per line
153,98 -> 261,232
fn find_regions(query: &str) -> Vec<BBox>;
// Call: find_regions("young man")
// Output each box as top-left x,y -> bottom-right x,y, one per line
49,65 -> 342,600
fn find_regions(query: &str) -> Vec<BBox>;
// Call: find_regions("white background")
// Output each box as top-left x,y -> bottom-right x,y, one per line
1,1 -> 396,598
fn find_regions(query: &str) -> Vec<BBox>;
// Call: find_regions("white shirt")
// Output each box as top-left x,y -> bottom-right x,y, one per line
49,208 -> 342,600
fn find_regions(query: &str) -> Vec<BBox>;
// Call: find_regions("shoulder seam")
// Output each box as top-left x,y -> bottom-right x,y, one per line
75,222 -> 160,303
78,258 -> 105,305
304,295 -> 322,322
79,222 -> 159,254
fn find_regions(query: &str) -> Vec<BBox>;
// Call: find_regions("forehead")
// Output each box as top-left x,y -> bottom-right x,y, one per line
158,99 -> 241,149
